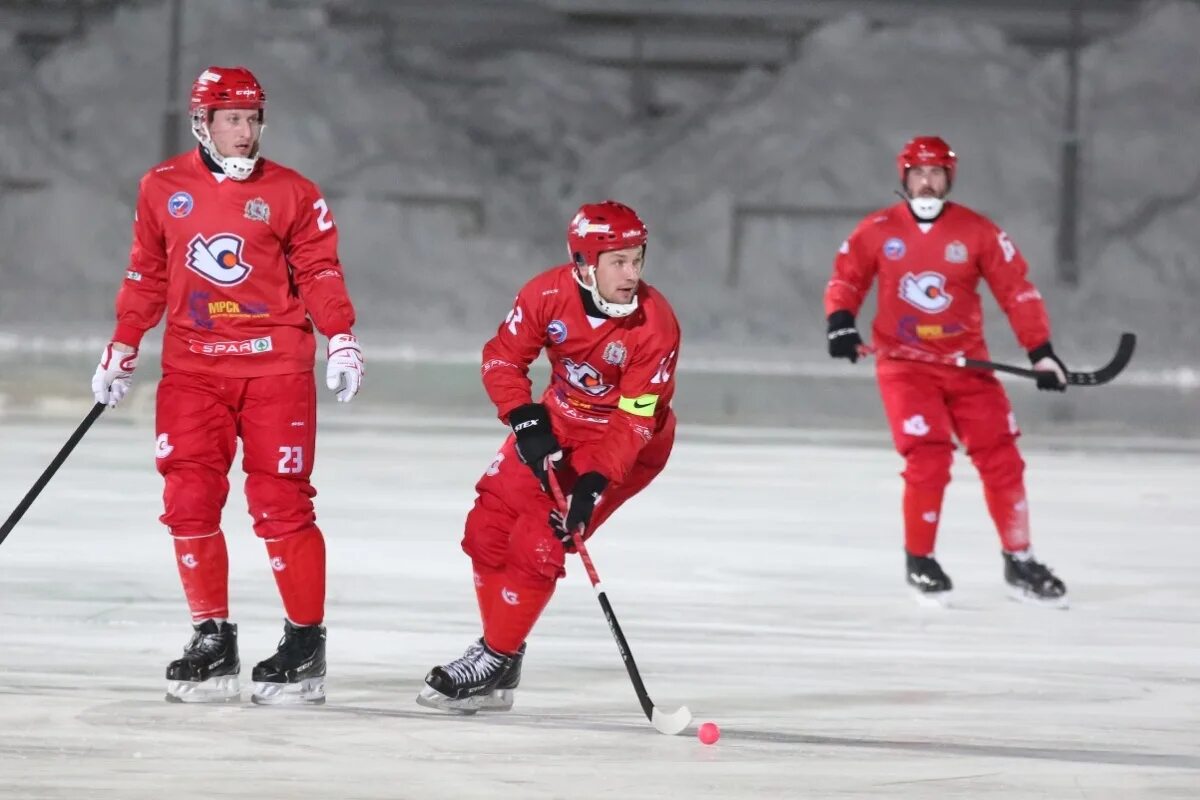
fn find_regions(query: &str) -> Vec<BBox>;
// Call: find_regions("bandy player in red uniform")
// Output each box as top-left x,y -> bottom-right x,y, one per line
417,201 -> 680,712
90,67 -> 364,703
824,136 -> 1068,607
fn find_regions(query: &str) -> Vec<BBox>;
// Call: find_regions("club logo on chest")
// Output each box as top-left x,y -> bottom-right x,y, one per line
562,358 -> 613,397
186,232 -> 254,286
898,271 -> 953,313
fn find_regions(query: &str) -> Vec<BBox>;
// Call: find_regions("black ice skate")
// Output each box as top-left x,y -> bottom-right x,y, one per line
906,552 -> 954,607
165,620 -> 241,703
1004,550 -> 1069,608
250,620 -> 327,705
480,640 -> 525,712
416,638 -> 516,714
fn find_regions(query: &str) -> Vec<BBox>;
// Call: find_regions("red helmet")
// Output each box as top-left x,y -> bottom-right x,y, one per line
188,67 -> 266,181
896,136 -> 957,185
189,66 -> 266,117
567,200 -> 648,269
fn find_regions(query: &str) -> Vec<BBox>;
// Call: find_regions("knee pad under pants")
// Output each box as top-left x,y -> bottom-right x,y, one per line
160,466 -> 230,537
878,363 -> 955,491
902,442 -> 955,492
464,499 -> 564,586
244,473 -> 318,540
946,370 -> 1024,492
967,440 -> 1025,493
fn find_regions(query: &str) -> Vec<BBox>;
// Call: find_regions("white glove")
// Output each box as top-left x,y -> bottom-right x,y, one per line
326,333 -> 363,403
92,343 -> 138,408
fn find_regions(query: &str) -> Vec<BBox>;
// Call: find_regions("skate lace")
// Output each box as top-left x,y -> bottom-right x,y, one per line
911,557 -> 946,581
442,646 -> 506,685
1019,559 -> 1055,585
185,629 -> 226,657
268,627 -> 316,665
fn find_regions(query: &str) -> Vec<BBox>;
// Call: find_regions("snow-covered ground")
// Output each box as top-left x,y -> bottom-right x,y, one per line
1,1 -> 1198,365
1,416 -> 1197,799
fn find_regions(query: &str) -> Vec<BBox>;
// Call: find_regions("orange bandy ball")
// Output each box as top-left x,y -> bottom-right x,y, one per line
698,722 -> 720,745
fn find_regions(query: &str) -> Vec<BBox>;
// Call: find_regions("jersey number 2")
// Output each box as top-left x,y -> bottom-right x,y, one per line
505,305 -> 523,335
313,199 -> 335,232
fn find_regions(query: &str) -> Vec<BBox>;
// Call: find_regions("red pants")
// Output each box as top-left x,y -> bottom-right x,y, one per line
877,361 -> 1030,555
155,370 -> 325,624
462,412 -> 676,587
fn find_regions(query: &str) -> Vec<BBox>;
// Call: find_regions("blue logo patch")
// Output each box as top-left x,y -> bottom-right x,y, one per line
547,319 -> 568,344
883,237 -> 906,260
168,191 -> 194,219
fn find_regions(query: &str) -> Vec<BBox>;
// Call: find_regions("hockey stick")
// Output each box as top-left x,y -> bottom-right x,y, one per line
873,332 -> 1136,387
0,402 -> 106,547
546,468 -> 692,736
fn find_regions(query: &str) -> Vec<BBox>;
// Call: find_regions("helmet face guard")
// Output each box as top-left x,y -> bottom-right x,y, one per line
189,66 -> 266,181
896,136 -> 957,220
566,201 -> 648,318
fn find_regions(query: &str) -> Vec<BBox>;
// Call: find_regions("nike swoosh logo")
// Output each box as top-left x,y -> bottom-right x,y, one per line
632,399 -> 654,409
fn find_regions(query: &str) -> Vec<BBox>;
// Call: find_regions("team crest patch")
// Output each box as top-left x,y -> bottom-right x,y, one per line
167,191 -> 193,218
547,319 -> 568,344
899,271 -> 953,313
244,197 -> 270,224
944,241 -> 968,263
562,358 -> 613,397
883,237 -> 906,260
603,340 -> 627,367
186,232 -> 254,287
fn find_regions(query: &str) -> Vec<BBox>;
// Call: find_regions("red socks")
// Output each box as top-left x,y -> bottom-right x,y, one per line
173,528 -> 326,625
482,575 -> 555,655
904,482 -> 1033,555
264,529 -> 326,626
473,567 -> 504,628
903,485 -> 945,556
172,531 -> 229,621
985,486 -> 1031,553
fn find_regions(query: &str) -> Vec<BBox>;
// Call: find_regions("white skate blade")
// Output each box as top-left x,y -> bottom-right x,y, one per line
250,676 -> 325,705
415,684 -> 484,715
165,675 -> 240,704
652,705 -> 692,736
911,587 -> 954,608
1006,585 -> 1070,609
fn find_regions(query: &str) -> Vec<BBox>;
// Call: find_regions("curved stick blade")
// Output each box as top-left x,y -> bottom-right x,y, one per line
1066,331 -> 1136,386
651,705 -> 693,735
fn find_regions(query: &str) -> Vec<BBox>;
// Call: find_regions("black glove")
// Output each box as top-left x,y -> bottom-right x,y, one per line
549,471 -> 608,548
508,403 -> 562,489
1028,342 -> 1068,392
827,310 -> 863,363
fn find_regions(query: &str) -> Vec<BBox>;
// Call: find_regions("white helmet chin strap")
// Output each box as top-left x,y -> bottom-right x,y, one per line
907,195 -> 945,221
574,265 -> 638,318
191,113 -> 263,181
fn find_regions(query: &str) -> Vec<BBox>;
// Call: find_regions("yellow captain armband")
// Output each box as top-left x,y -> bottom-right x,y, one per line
618,393 -> 659,417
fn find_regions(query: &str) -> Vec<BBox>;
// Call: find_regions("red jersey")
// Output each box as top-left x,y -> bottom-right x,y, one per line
482,265 -> 680,485
824,202 -> 1050,360
110,149 -> 355,377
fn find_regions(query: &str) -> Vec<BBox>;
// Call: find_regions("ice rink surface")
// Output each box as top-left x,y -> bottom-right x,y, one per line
1,413 -> 1197,799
